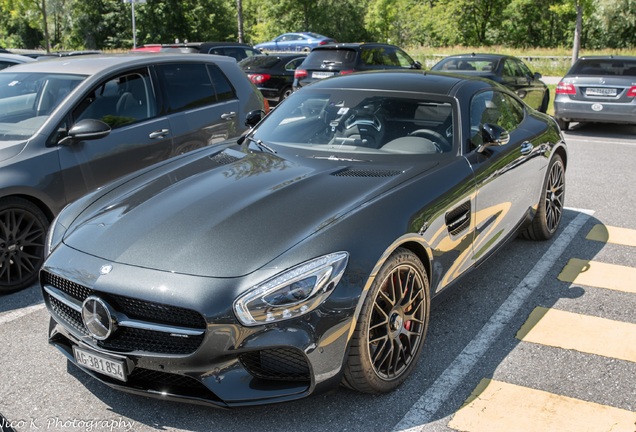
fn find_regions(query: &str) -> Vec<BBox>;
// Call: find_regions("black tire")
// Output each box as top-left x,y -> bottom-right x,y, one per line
521,154 -> 565,241
343,248 -> 430,394
0,198 -> 49,294
556,118 -> 569,131
539,91 -> 550,113
280,86 -> 293,101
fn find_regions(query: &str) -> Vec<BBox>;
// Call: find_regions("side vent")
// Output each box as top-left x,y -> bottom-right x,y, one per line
209,152 -> 240,166
332,168 -> 403,178
445,201 -> 471,236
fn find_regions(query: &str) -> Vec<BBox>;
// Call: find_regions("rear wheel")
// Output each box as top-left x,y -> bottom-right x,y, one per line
280,86 -> 293,101
556,118 -> 569,131
343,248 -> 429,393
0,198 -> 49,294
521,154 -> 565,240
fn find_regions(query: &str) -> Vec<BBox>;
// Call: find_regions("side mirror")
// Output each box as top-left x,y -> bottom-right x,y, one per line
59,119 -> 111,145
534,71 -> 542,80
477,123 -> 510,153
245,109 -> 265,128
412,61 -> 422,70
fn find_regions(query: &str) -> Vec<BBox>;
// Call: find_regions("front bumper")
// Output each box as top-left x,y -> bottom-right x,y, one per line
41,245 -> 356,407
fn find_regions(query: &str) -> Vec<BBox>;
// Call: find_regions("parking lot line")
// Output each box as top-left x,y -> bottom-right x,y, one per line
448,378 -> 636,432
392,210 -> 591,432
558,258 -> 636,294
586,224 -> 636,247
517,307 -> 636,363
0,302 -> 44,325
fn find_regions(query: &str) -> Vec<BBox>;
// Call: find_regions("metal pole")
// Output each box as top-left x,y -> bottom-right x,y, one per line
132,0 -> 137,49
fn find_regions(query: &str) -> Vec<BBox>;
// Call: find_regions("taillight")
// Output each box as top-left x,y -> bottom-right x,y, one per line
294,69 -> 308,80
627,86 -> 636,97
339,69 -> 355,75
249,73 -> 270,84
555,82 -> 576,95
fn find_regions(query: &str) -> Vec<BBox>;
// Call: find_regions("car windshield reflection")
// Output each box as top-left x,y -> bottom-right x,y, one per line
253,90 -> 454,155
0,73 -> 86,141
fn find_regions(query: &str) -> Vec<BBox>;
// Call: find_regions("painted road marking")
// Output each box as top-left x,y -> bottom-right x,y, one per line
586,224 -> 636,247
448,378 -> 636,432
558,258 -> 636,294
517,307 -> 636,363
0,302 -> 45,325
393,210 -> 592,431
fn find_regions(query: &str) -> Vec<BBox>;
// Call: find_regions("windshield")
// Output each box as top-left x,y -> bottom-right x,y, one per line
0,72 -> 86,141
570,59 -> 636,76
253,89 -> 455,155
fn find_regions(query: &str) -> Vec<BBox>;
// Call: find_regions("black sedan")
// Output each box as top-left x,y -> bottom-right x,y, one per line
41,70 -> 566,408
431,53 -> 550,112
239,54 -> 306,104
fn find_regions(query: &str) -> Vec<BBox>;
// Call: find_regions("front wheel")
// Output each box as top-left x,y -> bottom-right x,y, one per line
0,198 -> 50,294
556,118 -> 569,131
343,248 -> 430,394
521,154 -> 565,241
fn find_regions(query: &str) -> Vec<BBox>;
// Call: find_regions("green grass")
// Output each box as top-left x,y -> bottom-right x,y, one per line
547,84 -> 557,116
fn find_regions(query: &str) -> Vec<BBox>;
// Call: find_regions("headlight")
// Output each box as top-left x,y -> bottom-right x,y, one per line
233,252 -> 349,326
45,212 -> 67,257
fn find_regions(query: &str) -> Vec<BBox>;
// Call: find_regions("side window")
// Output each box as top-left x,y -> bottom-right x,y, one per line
516,60 -> 532,77
73,68 -> 156,129
207,65 -> 236,102
286,58 -> 304,71
395,49 -> 414,68
156,63 -> 216,112
470,90 -> 524,148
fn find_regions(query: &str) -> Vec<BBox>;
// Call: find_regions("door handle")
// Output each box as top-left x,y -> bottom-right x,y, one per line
149,129 -> 169,139
221,112 -> 237,120
520,141 -> 534,155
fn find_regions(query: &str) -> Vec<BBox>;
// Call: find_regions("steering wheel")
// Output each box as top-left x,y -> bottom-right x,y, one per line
408,129 -> 450,152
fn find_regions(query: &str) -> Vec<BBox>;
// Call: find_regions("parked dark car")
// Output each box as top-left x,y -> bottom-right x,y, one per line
553,55 -> 636,130
131,42 -> 260,62
41,70 -> 566,408
293,43 -> 421,90
0,53 -> 35,70
255,32 -> 335,52
431,53 -> 550,113
0,53 -> 265,294
239,54 -> 306,104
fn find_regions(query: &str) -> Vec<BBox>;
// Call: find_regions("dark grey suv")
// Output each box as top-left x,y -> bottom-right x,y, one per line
0,53 -> 265,293
293,43 -> 421,90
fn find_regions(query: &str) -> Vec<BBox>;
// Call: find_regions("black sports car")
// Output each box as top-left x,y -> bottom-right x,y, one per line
41,70 -> 566,408
431,53 -> 550,113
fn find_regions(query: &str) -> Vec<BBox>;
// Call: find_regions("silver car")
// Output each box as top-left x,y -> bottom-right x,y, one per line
0,53 -> 35,70
554,56 -> 636,130
0,53 -> 265,294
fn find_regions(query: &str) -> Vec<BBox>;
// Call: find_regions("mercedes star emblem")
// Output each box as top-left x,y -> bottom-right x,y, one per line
81,296 -> 116,340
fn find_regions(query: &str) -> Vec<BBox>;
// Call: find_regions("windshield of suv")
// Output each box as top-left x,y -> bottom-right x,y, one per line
252,89 -> 454,155
0,72 -> 86,141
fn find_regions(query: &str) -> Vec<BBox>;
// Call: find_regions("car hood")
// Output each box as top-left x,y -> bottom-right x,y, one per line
64,147 -> 438,278
0,139 -> 28,163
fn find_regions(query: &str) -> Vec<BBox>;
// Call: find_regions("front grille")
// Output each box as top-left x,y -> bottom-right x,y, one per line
42,271 -> 206,355
332,168 -> 403,178
240,348 -> 310,382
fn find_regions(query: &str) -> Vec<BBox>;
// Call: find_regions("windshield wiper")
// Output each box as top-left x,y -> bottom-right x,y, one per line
244,135 -> 277,154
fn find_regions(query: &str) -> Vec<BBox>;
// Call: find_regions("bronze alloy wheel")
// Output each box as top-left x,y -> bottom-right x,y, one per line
521,154 -> 565,241
0,198 -> 49,294
343,248 -> 429,393
544,156 -> 565,233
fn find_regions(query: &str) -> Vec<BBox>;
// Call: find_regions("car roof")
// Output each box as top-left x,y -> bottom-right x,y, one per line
440,53 -> 513,60
0,53 -> 236,75
575,55 -> 636,61
0,53 -> 35,63
304,69 -> 485,95
311,42 -> 402,50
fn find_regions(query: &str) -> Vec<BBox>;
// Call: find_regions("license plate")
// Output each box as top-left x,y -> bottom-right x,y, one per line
586,87 -> 617,96
73,346 -> 127,382
312,71 -> 335,79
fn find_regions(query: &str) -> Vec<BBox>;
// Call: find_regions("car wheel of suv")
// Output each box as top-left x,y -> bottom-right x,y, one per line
0,198 -> 49,294
343,247 -> 429,393
556,118 -> 569,131
539,92 -> 550,113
